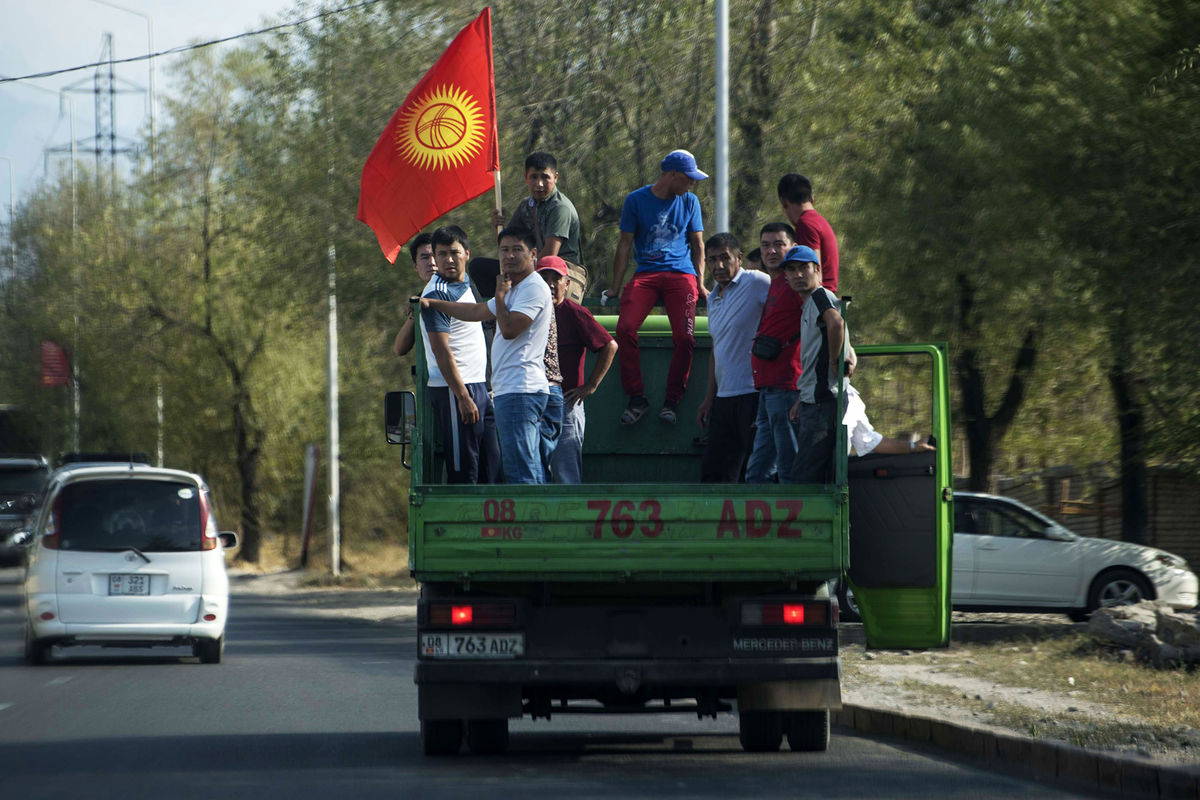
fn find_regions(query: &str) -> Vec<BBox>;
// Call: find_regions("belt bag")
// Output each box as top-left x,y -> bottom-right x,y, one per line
752,330 -> 801,361
751,334 -> 784,360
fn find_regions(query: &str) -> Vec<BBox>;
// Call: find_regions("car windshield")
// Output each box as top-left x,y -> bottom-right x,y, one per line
0,466 -> 50,496
56,479 -> 202,552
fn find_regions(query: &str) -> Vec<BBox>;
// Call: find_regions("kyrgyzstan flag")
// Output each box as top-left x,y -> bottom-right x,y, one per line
40,341 -> 70,387
357,8 -> 498,263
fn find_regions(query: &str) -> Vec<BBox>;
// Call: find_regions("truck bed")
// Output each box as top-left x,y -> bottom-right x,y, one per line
408,313 -> 847,583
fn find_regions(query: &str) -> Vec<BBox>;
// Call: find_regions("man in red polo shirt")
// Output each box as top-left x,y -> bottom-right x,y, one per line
778,173 -> 839,293
745,224 -> 807,483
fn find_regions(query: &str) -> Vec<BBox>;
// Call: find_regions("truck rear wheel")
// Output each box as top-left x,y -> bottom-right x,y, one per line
465,718 -> 509,755
738,710 -> 782,752
421,719 -> 463,756
785,710 -> 830,752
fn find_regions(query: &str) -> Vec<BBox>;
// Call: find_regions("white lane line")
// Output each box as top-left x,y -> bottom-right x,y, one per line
0,703 -> 12,712
44,677 -> 72,687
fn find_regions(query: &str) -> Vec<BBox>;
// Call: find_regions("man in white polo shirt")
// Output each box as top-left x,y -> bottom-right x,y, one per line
695,232 -> 771,482
421,226 -> 555,484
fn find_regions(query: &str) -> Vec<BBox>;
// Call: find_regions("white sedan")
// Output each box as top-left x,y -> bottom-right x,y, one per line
952,491 -> 1197,620
839,491 -> 1198,622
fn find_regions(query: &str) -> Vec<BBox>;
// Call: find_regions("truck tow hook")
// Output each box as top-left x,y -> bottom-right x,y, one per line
616,668 -> 642,695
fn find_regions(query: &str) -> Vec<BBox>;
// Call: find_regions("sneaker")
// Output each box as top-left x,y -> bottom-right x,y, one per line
620,396 -> 650,425
658,403 -> 677,425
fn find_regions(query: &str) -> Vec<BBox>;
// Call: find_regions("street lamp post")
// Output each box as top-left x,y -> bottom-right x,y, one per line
1,80 -> 80,449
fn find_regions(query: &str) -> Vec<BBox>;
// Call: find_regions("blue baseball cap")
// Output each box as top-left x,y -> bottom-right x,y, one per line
660,149 -> 708,181
782,245 -> 820,266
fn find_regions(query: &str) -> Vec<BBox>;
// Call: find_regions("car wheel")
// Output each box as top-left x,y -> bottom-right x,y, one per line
785,710 -> 830,752
738,710 -> 783,752
837,582 -> 862,623
465,718 -> 509,755
1088,569 -> 1152,613
194,636 -> 224,664
421,719 -> 463,756
24,625 -> 51,666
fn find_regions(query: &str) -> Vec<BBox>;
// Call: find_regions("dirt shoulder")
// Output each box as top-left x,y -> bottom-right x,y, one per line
841,615 -> 1200,771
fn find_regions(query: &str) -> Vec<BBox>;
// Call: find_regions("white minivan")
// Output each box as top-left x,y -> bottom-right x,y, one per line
18,463 -> 238,665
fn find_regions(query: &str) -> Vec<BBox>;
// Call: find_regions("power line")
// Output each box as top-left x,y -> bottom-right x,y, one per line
0,0 -> 387,85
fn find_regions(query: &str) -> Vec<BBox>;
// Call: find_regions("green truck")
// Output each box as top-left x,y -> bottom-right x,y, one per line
386,306 -> 953,756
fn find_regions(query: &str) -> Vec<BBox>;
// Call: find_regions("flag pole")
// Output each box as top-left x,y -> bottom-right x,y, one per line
493,168 -> 503,234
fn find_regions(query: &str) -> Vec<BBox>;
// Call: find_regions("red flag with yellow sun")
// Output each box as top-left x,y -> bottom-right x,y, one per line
357,8 -> 498,263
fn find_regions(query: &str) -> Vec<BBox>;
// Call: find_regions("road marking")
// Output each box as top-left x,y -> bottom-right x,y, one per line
44,677 -> 72,687
0,703 -> 11,712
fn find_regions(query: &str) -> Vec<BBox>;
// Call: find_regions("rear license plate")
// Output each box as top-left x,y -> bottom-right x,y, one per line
421,633 -> 524,659
109,574 -> 150,596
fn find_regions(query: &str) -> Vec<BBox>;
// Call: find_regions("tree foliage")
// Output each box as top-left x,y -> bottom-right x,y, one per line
2,0 -> 1197,559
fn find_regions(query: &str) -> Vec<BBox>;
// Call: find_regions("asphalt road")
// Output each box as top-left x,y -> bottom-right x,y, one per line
0,567 -> 1095,799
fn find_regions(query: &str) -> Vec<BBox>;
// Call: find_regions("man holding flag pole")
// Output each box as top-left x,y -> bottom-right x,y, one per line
358,7 -> 509,483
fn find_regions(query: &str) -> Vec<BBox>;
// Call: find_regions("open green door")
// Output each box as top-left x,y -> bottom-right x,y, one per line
845,344 -> 953,648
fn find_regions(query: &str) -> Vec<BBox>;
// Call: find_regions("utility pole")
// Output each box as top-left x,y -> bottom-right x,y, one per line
62,34 -> 140,191
323,15 -> 341,578
87,1 -> 160,463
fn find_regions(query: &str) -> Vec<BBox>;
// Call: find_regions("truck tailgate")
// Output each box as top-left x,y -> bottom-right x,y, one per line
410,483 -> 844,581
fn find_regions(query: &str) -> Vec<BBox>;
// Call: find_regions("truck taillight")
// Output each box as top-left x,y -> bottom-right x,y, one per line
429,603 -> 516,627
741,602 -> 828,626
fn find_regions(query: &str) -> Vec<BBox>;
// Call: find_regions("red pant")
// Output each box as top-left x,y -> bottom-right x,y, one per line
615,271 -> 698,405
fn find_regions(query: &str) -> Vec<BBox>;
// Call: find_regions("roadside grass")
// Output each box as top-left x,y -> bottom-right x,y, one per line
843,634 -> 1200,758
230,528 -> 414,589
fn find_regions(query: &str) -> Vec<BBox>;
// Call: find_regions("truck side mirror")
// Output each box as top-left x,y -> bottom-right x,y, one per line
385,391 -> 417,471
385,391 -> 417,446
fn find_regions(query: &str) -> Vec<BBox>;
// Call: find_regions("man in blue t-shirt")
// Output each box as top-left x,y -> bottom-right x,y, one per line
602,150 -> 708,426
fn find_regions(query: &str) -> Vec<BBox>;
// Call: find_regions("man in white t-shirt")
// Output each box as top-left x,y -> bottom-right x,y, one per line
420,226 -> 554,484
417,226 -> 500,484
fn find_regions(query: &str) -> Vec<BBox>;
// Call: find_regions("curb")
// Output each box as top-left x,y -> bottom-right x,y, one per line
834,704 -> 1200,799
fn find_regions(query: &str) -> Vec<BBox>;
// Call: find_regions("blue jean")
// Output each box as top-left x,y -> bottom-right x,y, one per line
551,400 -> 585,484
540,384 -> 564,482
745,388 -> 799,483
493,392 -> 549,484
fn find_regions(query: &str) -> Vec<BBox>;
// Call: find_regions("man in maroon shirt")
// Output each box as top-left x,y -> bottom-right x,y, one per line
537,256 -> 618,483
778,173 -> 839,293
